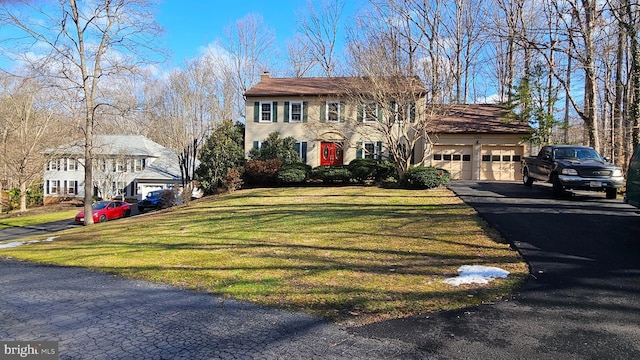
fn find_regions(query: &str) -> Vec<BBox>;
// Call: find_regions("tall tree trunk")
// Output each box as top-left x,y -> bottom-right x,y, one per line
614,19 -> 626,165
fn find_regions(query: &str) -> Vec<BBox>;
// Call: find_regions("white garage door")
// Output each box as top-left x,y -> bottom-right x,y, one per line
480,146 -> 523,181
432,145 -> 473,180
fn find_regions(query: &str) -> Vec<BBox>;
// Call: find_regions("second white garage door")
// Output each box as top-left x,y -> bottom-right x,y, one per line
480,146 -> 523,181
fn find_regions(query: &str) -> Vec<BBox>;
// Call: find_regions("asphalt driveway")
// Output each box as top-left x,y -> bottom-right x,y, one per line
2,181 -> 640,359
353,180 -> 640,359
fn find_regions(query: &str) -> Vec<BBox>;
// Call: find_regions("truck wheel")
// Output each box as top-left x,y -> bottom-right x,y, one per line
605,188 -> 617,199
523,169 -> 534,186
552,174 -> 564,197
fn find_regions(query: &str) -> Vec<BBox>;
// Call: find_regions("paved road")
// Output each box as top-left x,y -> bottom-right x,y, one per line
2,181 -> 640,359
353,181 -> 640,359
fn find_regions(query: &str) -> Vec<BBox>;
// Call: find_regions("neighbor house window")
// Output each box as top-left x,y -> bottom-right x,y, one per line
116,159 -> 126,172
134,159 -> 144,172
260,102 -> 272,122
326,101 -> 340,122
50,180 -> 60,194
289,101 -> 303,122
67,158 -> 77,171
47,159 -> 60,171
67,180 -> 78,195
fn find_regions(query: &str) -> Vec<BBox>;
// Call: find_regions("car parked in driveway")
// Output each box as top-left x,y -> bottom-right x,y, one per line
74,200 -> 131,224
625,144 -> 640,208
137,189 -> 176,213
522,145 -> 624,198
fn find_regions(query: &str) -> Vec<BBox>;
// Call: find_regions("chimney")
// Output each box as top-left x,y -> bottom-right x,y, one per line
260,71 -> 271,80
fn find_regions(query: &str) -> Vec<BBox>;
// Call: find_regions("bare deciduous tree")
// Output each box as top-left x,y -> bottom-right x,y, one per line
296,0 -> 345,76
222,13 -> 276,117
0,0 -> 163,224
0,75 -> 65,211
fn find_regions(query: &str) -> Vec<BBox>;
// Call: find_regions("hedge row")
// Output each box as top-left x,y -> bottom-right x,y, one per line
242,159 -> 450,189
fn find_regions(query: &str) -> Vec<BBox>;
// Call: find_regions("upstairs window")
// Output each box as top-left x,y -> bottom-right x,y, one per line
290,101 -> 302,122
363,101 -> 379,123
260,102 -> 272,122
134,159 -> 144,172
327,101 -> 340,122
253,101 -> 278,123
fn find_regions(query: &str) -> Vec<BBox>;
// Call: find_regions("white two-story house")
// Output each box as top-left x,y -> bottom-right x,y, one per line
244,73 -> 531,181
43,135 -> 182,203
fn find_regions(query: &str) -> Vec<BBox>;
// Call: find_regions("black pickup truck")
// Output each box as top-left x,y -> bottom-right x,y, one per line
521,145 -> 624,198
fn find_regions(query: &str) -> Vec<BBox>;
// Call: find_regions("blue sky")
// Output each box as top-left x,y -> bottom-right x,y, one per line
155,0 -> 365,66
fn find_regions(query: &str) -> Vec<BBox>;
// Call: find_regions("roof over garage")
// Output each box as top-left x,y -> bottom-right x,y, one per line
431,104 -> 531,134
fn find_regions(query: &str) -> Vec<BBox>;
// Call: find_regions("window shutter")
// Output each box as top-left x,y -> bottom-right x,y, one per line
253,141 -> 259,150
301,142 -> 308,164
377,105 -> 383,122
357,103 -> 363,123
376,142 -> 383,159
320,102 -> 326,122
303,102 -> 308,122
284,101 -> 290,123
272,101 -> 278,122
339,101 -> 345,122
254,102 -> 260,122
46,180 -> 49,195
391,100 -> 397,122
409,101 -> 416,123
356,142 -> 363,159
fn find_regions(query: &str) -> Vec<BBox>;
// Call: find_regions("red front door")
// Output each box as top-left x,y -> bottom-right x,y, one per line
320,142 -> 343,166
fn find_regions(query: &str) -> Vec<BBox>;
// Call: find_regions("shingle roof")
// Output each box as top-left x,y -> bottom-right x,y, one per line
431,104 -> 531,134
137,148 -> 182,181
245,74 -> 427,97
43,135 -> 167,156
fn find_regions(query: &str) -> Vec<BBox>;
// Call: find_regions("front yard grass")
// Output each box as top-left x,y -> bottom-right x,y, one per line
0,186 -> 528,325
0,209 -> 78,230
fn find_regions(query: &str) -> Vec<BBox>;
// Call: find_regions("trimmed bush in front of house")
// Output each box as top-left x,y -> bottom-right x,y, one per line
348,159 -> 398,184
309,166 -> 352,184
403,166 -> 451,189
278,163 -> 312,185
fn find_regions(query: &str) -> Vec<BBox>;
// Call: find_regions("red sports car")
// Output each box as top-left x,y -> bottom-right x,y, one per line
75,200 -> 131,224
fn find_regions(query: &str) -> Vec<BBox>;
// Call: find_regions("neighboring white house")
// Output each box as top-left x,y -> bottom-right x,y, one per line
42,135 -> 182,203
244,73 -> 531,181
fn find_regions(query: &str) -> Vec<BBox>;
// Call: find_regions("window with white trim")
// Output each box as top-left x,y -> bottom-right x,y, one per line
326,101 -> 340,122
363,101 -> 378,122
67,180 -> 78,195
260,102 -> 272,122
67,158 -> 77,171
289,101 -> 303,122
294,141 -> 307,163
392,101 -> 415,122
50,180 -> 60,194
116,159 -> 126,172
363,141 -> 380,159
134,159 -> 144,172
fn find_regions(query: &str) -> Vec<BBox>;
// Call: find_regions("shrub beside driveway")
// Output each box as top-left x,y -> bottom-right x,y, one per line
0,186 -> 528,325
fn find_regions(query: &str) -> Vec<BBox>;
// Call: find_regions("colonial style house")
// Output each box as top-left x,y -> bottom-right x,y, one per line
42,135 -> 182,202
244,73 -> 531,181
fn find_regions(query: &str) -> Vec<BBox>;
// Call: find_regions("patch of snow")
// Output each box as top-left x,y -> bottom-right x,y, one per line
444,265 -> 510,286
0,236 -> 59,249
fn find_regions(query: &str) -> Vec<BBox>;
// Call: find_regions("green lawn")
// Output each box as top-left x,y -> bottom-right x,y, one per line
0,209 -> 77,229
0,186 -> 528,325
